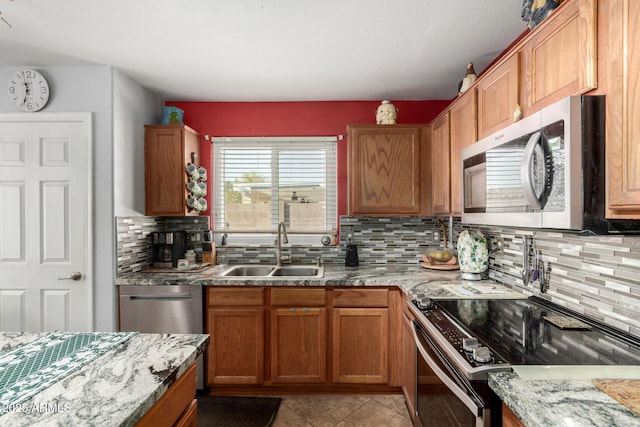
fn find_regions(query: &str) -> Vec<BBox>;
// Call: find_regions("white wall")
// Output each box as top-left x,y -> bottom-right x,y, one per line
0,66 -> 160,332
113,70 -> 162,216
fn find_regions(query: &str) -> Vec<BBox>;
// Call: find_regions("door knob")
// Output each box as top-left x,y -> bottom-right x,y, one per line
58,271 -> 82,281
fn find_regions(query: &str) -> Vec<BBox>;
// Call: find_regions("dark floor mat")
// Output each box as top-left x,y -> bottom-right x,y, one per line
197,395 -> 282,427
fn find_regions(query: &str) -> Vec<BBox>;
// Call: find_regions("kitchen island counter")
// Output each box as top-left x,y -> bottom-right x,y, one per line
489,371 -> 640,427
0,332 -> 209,427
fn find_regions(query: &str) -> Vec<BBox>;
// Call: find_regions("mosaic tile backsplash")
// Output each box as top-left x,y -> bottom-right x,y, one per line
116,216 -> 210,276
116,215 -> 640,337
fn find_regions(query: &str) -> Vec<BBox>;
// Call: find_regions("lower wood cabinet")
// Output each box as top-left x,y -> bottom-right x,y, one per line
136,364 -> 197,427
502,402 -> 525,427
270,308 -> 326,383
270,288 -> 327,384
401,297 -> 417,423
206,288 -> 264,385
332,307 -> 389,384
206,286 -> 399,390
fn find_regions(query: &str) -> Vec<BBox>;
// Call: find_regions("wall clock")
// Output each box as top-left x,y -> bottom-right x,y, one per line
7,69 -> 50,112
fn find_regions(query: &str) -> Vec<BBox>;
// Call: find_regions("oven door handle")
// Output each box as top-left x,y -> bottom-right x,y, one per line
412,321 -> 483,417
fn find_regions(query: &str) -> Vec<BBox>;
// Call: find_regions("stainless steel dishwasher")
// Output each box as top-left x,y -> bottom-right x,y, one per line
118,285 -> 204,389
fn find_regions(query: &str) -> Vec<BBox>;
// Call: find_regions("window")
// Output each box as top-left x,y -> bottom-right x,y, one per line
213,136 -> 337,244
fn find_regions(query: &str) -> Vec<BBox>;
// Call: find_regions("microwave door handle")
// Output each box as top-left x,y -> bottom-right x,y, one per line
521,131 -> 543,210
412,322 -> 482,417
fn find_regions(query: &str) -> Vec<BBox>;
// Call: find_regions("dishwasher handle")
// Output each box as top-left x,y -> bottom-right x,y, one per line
128,294 -> 195,301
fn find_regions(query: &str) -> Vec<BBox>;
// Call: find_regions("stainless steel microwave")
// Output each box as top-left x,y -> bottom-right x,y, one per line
461,95 -> 640,234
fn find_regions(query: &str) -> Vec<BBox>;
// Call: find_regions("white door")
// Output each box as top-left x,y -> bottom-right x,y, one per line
0,113 -> 92,332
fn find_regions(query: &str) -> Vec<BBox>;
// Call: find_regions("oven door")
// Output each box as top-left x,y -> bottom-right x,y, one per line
412,320 -> 490,427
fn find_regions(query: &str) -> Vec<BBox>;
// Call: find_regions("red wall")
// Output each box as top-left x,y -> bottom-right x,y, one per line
167,100 -> 451,222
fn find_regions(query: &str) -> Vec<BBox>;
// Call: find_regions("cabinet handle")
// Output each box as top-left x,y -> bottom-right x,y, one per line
191,152 -> 199,165
290,308 -> 296,313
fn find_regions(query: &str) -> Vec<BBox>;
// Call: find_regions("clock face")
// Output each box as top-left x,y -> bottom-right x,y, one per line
7,69 -> 50,112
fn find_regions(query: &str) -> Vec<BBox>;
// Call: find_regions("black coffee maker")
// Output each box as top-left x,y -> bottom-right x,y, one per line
152,231 -> 186,268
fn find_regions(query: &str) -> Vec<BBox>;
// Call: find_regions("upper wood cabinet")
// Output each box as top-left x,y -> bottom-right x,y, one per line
521,0 -> 597,115
144,125 -> 200,216
430,113 -> 451,215
449,90 -> 478,215
477,53 -> 519,139
605,0 -> 640,215
347,125 -> 429,216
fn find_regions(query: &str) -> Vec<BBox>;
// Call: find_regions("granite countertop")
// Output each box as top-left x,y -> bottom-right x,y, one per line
489,371 -> 640,427
116,264 -> 527,299
0,332 -> 209,427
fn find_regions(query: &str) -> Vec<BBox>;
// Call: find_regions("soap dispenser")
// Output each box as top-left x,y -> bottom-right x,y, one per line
345,234 -> 359,267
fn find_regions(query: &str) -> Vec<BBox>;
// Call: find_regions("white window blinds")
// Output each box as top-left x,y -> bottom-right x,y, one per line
212,137 -> 337,237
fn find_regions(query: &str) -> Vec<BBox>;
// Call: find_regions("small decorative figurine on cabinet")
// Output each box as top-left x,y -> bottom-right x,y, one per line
375,100 -> 398,124
458,62 -> 477,96
521,0 -> 559,30
513,104 -> 523,122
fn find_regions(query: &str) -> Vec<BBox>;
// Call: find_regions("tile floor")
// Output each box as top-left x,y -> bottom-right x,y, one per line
271,394 -> 413,427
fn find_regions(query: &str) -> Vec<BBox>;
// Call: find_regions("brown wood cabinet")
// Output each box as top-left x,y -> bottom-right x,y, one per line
477,53 -> 520,139
449,90 -> 478,215
401,296 -> 417,423
521,0 -> 597,115
502,402 -> 525,427
206,288 -> 265,385
270,288 -> 327,384
206,286 -> 399,391
136,364 -> 197,427
144,125 -> 200,216
430,112 -> 451,215
331,289 -> 389,384
606,0 -> 640,215
347,125 -> 430,216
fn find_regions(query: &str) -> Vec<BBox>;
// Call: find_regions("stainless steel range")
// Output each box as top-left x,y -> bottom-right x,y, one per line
408,295 -> 640,427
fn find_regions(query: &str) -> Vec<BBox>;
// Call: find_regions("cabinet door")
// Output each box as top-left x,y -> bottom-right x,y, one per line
449,90 -> 477,216
502,402 -> 525,427
430,113 -> 451,215
144,125 -> 200,216
606,0 -> 640,213
522,0 -> 597,114
348,125 -> 425,215
332,308 -> 389,384
401,311 -> 416,423
270,307 -> 327,383
207,307 -> 264,385
477,53 -> 520,139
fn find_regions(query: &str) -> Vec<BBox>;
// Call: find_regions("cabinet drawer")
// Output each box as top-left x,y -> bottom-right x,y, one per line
270,288 -> 326,307
208,287 -> 264,306
136,364 -> 196,427
333,289 -> 389,307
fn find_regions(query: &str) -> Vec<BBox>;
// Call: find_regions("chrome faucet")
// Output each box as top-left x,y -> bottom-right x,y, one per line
276,221 -> 290,266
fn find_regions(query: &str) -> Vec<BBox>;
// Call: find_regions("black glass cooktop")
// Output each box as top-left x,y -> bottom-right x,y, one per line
435,297 -> 640,366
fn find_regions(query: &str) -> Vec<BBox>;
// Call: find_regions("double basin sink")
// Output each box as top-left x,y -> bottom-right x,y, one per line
220,264 -> 324,279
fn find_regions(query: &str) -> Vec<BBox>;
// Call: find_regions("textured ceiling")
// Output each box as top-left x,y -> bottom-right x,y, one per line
0,0 -> 527,102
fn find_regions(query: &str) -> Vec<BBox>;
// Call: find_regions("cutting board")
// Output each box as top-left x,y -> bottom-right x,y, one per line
592,379 -> 640,415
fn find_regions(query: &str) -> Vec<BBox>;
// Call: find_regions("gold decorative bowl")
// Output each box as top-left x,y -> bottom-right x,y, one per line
424,247 -> 456,264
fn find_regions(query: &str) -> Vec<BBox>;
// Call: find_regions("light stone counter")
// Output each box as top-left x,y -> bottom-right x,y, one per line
116,264 -> 526,299
0,332 -> 209,427
489,371 -> 640,427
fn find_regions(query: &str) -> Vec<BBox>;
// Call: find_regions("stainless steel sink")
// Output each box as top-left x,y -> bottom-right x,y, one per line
221,265 -> 276,276
220,264 -> 324,279
270,266 -> 322,277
